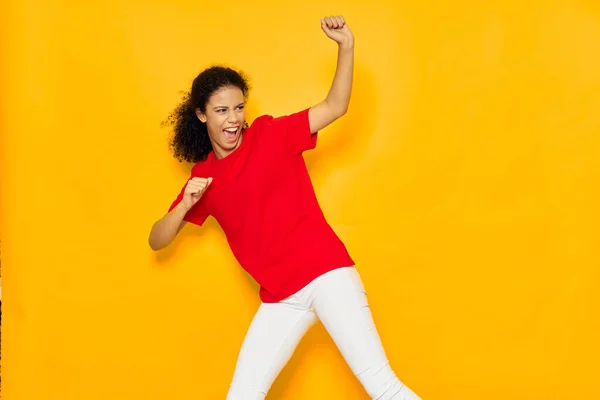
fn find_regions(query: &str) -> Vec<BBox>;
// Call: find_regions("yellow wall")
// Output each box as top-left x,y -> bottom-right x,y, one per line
2,0 -> 599,399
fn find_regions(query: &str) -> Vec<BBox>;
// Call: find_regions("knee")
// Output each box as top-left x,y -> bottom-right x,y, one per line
225,381 -> 267,400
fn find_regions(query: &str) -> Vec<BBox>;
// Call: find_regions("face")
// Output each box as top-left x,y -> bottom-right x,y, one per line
196,85 -> 245,159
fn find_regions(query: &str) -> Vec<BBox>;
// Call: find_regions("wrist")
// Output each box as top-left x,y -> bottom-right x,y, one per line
338,39 -> 354,51
174,201 -> 191,214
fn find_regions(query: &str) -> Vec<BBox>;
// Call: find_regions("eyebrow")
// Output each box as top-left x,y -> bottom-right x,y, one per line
213,102 -> 245,110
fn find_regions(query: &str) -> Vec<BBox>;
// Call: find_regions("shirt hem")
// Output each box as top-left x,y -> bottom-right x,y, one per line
258,258 -> 355,303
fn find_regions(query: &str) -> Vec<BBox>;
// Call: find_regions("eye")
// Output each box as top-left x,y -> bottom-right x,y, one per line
237,105 -> 245,110
216,109 -> 226,113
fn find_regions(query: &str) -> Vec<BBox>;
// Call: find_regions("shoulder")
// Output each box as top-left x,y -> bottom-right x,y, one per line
242,115 -> 275,142
247,109 -> 309,132
248,114 -> 275,130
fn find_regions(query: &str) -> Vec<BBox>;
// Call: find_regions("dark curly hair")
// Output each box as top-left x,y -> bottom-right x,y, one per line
162,65 -> 251,163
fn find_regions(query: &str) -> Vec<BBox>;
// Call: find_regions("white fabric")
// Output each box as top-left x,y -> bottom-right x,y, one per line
226,266 -> 422,400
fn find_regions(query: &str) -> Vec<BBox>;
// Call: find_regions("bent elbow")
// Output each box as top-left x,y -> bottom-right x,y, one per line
148,229 -> 164,252
330,103 -> 348,119
148,237 -> 160,252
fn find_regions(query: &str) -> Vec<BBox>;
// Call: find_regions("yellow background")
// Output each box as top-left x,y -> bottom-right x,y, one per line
2,0 -> 599,399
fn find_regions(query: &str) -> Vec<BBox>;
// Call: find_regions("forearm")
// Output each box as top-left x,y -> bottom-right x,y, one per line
324,42 -> 354,116
148,202 -> 189,251
308,16 -> 355,133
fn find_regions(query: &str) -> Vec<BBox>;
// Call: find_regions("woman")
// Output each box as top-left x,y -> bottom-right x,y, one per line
150,16 -> 421,400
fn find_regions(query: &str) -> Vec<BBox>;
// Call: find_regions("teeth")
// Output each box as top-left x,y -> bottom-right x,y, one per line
224,128 -> 237,133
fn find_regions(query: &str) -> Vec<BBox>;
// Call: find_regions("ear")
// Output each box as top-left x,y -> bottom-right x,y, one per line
195,108 -> 207,123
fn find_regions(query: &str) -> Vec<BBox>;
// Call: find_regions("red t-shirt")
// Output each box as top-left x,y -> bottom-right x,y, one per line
168,108 -> 354,302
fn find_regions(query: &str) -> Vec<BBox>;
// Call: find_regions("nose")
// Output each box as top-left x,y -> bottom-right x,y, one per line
227,109 -> 238,123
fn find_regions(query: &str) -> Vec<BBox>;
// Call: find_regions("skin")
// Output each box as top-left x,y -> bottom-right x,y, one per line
195,86 -> 246,160
149,15 -> 354,251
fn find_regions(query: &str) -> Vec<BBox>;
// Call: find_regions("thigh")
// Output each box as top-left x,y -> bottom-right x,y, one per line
312,267 -> 415,399
226,300 -> 318,400
312,267 -> 388,373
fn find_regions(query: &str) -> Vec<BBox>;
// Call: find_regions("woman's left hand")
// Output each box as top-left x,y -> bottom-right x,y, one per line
321,16 -> 354,48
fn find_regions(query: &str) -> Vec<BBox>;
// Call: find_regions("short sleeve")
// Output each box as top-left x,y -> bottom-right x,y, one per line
167,171 -> 209,227
265,108 -> 318,156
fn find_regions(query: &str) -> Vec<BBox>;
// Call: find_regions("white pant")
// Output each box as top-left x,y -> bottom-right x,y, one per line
226,266 -> 421,400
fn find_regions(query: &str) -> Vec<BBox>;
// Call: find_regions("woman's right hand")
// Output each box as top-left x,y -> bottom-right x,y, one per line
148,176 -> 212,251
182,177 -> 213,210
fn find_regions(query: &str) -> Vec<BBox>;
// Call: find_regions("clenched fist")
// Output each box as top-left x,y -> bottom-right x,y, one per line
321,16 -> 354,48
182,177 -> 212,210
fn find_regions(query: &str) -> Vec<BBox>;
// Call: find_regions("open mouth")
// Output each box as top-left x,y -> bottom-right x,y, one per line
223,127 -> 239,142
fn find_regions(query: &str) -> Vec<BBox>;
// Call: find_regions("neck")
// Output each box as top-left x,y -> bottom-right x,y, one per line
212,134 -> 243,159
213,148 -> 228,159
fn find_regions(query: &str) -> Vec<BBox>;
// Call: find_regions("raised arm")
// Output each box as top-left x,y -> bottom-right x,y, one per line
308,16 -> 355,134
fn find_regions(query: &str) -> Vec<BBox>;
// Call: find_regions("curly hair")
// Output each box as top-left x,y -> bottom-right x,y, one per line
162,66 -> 251,163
